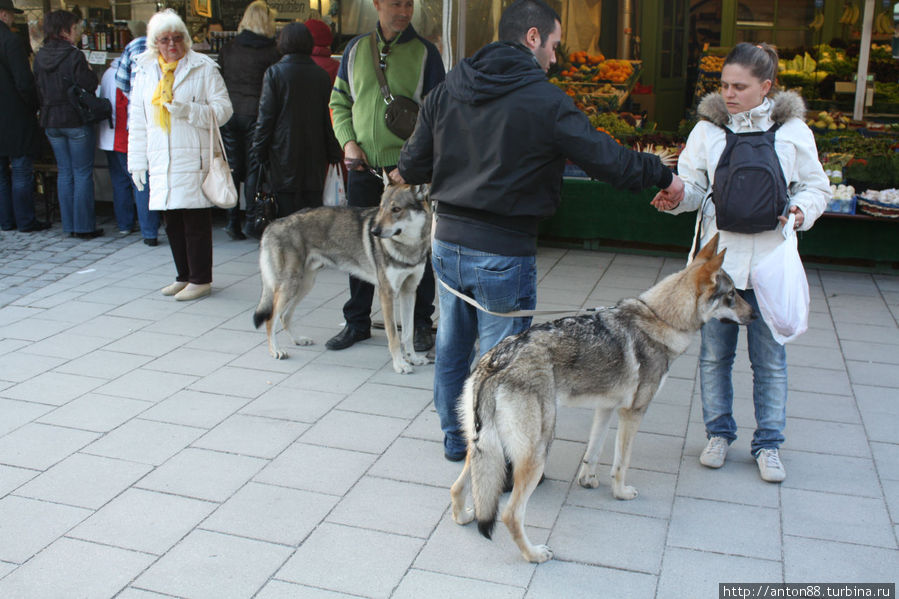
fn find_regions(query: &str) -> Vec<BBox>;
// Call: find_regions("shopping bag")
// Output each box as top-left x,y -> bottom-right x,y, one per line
749,214 -> 809,344
323,163 -> 347,207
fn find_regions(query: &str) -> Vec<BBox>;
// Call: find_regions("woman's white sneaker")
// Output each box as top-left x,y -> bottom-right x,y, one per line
699,436 -> 729,468
756,448 -> 786,482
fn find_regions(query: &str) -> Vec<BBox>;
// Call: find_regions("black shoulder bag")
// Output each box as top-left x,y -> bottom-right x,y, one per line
369,32 -> 419,140
245,165 -> 279,239
63,48 -> 112,127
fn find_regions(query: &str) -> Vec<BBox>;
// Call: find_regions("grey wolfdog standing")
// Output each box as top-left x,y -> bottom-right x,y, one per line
450,234 -> 755,562
253,184 -> 432,373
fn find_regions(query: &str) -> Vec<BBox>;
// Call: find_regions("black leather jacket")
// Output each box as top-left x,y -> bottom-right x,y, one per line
252,54 -> 342,193
33,39 -> 98,129
399,42 -> 674,255
218,30 -> 279,117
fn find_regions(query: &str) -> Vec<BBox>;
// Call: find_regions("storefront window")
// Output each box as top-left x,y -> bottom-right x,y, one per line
732,0 -> 816,47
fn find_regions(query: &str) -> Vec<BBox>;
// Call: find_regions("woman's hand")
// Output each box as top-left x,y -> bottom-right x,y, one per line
343,141 -> 369,171
778,205 -> 804,229
164,102 -> 190,119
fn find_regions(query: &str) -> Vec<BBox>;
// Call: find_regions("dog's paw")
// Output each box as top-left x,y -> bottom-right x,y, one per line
406,352 -> 429,366
392,359 -> 414,374
270,350 -> 288,360
613,484 -> 638,500
524,544 -> 554,563
577,465 -> 600,489
294,336 -> 314,346
452,507 -> 475,525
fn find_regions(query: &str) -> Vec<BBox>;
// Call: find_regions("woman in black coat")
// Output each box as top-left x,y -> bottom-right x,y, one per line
218,0 -> 280,239
33,10 -> 102,238
252,22 -> 342,217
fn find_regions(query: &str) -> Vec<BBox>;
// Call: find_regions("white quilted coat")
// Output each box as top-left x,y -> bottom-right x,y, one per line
128,49 -> 233,210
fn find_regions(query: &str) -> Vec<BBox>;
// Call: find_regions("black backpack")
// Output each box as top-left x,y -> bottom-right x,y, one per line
711,123 -> 788,234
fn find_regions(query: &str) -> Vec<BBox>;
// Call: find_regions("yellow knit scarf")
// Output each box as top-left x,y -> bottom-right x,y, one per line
151,55 -> 179,133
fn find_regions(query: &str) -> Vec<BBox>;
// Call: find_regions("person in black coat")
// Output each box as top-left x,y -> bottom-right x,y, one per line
253,22 -> 342,217
33,10 -> 102,238
0,0 -> 49,232
218,0 -> 279,240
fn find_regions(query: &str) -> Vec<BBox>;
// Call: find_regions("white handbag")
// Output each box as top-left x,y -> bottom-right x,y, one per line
202,111 -> 238,209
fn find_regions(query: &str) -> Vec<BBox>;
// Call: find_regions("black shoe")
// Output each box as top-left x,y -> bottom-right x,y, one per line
413,324 -> 434,352
143,238 -> 158,246
20,220 -> 51,232
75,228 -> 104,239
224,224 -> 246,240
325,326 -> 371,350
445,449 -> 466,462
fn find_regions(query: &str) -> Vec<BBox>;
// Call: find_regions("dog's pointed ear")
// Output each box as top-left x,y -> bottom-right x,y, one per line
694,233 -> 720,263
695,247 -> 727,288
382,168 -> 391,188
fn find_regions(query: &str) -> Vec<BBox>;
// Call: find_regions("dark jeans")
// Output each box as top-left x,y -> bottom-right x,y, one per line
165,208 -> 213,284
105,150 -> 136,233
45,126 -> 96,234
342,167 -> 435,331
220,113 -> 260,212
0,155 -> 37,231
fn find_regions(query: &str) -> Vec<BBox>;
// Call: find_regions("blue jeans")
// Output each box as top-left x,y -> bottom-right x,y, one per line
113,150 -> 160,239
45,126 -> 96,234
105,151 -> 136,233
699,288 -> 787,456
0,155 -> 37,231
431,239 -> 537,457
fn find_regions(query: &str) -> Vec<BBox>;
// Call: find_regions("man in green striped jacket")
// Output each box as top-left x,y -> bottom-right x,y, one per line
327,0 -> 445,352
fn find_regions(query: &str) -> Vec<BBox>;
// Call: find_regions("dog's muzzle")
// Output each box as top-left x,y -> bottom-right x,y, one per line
370,225 -> 400,238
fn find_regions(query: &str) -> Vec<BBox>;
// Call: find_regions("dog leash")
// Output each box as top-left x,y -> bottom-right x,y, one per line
437,277 -> 596,318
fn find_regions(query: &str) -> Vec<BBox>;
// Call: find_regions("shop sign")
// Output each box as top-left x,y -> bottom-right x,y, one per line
267,0 -> 313,20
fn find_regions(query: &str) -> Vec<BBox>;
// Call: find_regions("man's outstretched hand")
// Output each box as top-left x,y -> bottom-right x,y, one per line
651,174 -> 684,211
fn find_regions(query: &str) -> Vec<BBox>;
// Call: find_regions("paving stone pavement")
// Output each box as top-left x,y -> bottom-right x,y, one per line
0,220 -> 897,598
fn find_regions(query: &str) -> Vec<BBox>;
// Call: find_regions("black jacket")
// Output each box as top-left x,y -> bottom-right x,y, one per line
253,54 -> 342,193
33,39 -> 98,129
0,21 -> 39,157
219,30 -> 279,117
398,42 -> 673,255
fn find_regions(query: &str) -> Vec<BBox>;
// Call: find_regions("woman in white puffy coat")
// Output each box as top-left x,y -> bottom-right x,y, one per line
128,9 -> 233,301
653,43 -> 829,484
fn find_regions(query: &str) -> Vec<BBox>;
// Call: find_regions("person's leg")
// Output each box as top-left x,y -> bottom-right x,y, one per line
165,210 -> 190,282
699,316 -> 740,443
339,169 -> 383,332
68,126 -> 97,234
274,190 -> 301,218
744,289 -> 788,456
45,128 -> 74,233
0,157 -> 15,230
10,155 -> 39,231
105,150 -> 136,233
181,208 -> 213,284
124,151 -> 159,241
431,239 -> 479,460
221,117 -> 246,238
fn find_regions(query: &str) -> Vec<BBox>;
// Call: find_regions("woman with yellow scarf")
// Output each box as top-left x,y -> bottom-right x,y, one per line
128,9 -> 233,301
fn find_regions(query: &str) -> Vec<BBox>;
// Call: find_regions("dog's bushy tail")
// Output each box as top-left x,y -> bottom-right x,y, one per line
253,238 -> 275,329
467,375 -> 506,540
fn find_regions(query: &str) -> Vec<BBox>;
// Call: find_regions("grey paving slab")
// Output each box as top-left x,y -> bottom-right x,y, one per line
0,397 -> 54,436
276,522 -> 424,599
69,487 -> 217,555
201,481 -> 337,546
136,447 -> 266,502
855,384 -> 899,444
19,331 -> 110,359
239,386 -> 343,422
0,495 -> 91,563
192,414 -> 307,458
144,346 -> 237,376
657,547 -> 781,598
254,442 -> 376,496
786,390 -> 860,424
338,381 -> 433,419
0,370 -> 106,407
394,569 -> 524,599
280,362 -> 376,395
0,464 -> 37,497
133,529 -> 293,599
0,536 -> 156,598
140,389 -> 249,429
781,488 -> 896,548
54,348 -> 154,380
37,299 -> 113,323
783,535 -> 899,583
14,452 -> 152,509
834,321 -> 899,345
188,365 -> 288,399
525,560 -> 658,599
300,409 -> 408,454
785,417 -> 871,457
92,368 -> 198,403
667,496 -> 781,561
369,437 -> 465,488
256,581 -> 360,599
566,469 -> 677,519
0,350 -> 66,383
779,450 -> 882,498
82,418 -> 205,466
675,452 -> 780,507
65,314 -> 153,340
36,393 -> 150,432
103,330 -> 193,357
0,423 -> 99,470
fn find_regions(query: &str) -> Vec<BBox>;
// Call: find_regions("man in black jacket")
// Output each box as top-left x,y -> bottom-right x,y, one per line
395,0 -> 684,461
0,0 -> 49,232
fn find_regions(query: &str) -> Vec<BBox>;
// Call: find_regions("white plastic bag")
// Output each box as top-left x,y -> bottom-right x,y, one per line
750,214 -> 809,344
322,163 -> 347,207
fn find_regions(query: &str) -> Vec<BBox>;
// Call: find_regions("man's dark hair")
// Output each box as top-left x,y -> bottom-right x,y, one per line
498,0 -> 560,47
43,10 -> 79,42
278,22 -> 313,55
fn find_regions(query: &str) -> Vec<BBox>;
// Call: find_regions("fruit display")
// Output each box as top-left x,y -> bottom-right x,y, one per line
551,52 -> 642,113
699,55 -> 724,73
807,110 -> 851,130
838,2 -> 861,26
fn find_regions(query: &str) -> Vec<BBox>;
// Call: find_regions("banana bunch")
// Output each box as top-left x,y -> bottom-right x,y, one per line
808,11 -> 825,30
838,2 -> 861,25
874,9 -> 895,34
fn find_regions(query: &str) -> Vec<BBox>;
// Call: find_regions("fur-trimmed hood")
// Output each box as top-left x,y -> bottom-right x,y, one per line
697,90 -> 806,127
